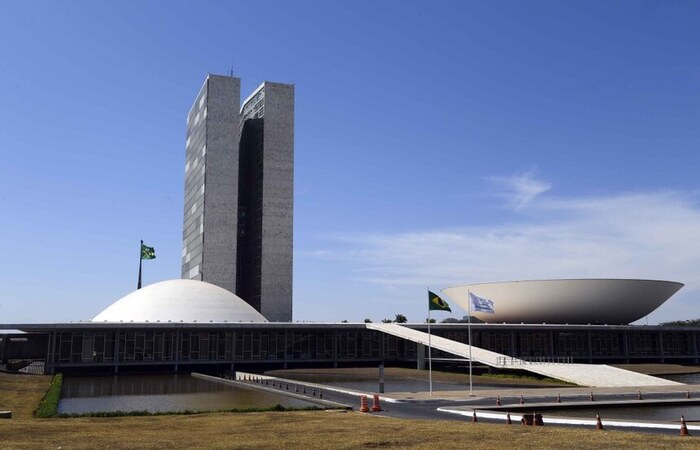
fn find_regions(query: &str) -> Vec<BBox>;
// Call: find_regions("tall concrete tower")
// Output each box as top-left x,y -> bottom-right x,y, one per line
237,82 -> 294,322
181,75 -> 294,322
182,75 -> 241,295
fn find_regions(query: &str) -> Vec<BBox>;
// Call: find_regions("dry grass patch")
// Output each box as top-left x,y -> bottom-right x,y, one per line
0,411 -> 698,449
0,371 -> 51,419
268,366 -> 569,387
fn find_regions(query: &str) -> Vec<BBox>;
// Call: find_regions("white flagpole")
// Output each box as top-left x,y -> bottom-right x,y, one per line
427,288 -> 433,396
467,289 -> 473,396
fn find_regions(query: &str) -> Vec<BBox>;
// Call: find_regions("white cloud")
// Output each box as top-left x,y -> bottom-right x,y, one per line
308,184 -> 700,323
490,171 -> 552,210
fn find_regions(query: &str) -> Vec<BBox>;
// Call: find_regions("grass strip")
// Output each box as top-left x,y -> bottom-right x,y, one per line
481,372 -> 575,384
34,373 -> 63,418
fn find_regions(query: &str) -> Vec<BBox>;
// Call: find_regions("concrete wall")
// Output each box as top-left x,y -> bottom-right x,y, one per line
201,76 -> 240,294
181,75 -> 294,322
181,75 -> 240,295
260,83 -> 294,322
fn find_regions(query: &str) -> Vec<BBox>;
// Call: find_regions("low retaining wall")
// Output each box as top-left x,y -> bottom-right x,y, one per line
192,373 -> 351,410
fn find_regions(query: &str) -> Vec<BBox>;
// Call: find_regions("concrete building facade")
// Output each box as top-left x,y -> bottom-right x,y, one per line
181,75 -> 294,322
3,322 -> 699,375
182,75 -> 241,295
237,82 -> 294,322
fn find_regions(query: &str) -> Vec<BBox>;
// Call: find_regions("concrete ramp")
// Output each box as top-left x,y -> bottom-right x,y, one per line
367,323 -> 680,388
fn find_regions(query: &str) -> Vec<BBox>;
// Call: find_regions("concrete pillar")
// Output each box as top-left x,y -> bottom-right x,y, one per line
43,332 -> 52,374
622,331 -> 630,364
113,331 -> 119,374
0,336 -> 6,364
549,331 -> 555,358
332,330 -> 338,368
284,328 -> 289,363
380,333 -> 386,363
378,363 -> 385,393
587,330 -> 593,364
50,331 -> 58,374
229,331 -> 235,369
174,330 -> 180,373
416,343 -> 426,370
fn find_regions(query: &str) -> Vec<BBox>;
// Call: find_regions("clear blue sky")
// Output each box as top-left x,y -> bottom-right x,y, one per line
1,1 -> 698,324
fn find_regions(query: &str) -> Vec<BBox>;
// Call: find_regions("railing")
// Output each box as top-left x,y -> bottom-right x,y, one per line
496,356 -> 573,365
0,360 -> 46,374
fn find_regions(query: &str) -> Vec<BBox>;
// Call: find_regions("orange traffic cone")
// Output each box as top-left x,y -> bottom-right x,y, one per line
596,414 -> 604,430
360,395 -> 370,413
686,391 -> 691,399
496,395 -> 501,406
371,394 -> 382,412
680,415 -> 690,436
590,392 -> 595,402
557,393 -> 561,403
319,389 -> 323,399
520,395 -> 525,405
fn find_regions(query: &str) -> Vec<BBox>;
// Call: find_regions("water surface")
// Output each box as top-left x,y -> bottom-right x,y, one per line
59,374 -> 316,414
544,404 -> 700,423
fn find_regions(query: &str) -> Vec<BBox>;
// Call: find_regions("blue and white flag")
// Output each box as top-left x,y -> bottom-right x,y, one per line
469,292 -> 495,314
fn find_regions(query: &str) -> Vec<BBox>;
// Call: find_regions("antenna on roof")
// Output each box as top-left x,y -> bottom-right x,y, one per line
229,62 -> 235,78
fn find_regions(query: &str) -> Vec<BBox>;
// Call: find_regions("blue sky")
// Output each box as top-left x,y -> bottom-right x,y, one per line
0,1 -> 698,324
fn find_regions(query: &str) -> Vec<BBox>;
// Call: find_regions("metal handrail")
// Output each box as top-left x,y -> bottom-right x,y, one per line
496,356 -> 573,365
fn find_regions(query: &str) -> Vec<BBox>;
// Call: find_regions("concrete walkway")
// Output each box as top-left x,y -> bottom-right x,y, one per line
366,323 -> 681,388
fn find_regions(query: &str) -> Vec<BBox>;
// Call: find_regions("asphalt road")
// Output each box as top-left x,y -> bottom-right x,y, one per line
241,376 -> 700,436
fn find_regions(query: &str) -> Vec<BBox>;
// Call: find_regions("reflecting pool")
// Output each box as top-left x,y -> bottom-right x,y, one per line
59,374 -> 316,414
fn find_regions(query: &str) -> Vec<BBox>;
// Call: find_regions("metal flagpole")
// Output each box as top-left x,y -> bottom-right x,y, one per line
137,240 -> 143,290
427,287 -> 433,396
467,289 -> 473,396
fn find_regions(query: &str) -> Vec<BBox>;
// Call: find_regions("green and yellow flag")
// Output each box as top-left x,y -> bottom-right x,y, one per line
141,243 -> 156,260
429,291 -> 451,312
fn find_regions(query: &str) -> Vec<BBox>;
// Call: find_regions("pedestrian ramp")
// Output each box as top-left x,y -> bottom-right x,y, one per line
366,323 -> 681,388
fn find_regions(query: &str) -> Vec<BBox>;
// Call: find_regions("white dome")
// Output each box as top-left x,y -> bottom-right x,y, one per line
92,279 -> 268,323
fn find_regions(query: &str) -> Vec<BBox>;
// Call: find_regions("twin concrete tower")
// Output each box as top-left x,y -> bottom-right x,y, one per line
181,75 -> 294,322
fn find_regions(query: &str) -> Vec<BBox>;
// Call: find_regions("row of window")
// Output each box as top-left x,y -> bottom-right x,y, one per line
48,330 -> 700,364
50,331 -> 418,364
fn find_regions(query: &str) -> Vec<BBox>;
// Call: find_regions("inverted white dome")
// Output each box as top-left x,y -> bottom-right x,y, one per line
92,279 -> 268,323
443,279 -> 683,325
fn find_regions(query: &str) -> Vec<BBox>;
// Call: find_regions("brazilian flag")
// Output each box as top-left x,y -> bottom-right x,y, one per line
429,291 -> 451,312
141,243 -> 156,260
